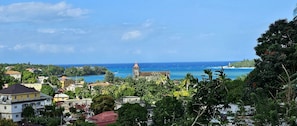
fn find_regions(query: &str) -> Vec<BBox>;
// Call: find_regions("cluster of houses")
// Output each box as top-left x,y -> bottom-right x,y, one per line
1,64 -> 163,125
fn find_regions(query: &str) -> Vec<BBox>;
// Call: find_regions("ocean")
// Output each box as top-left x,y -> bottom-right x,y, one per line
59,61 -> 253,83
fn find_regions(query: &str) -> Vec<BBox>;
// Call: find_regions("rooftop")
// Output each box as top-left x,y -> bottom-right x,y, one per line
0,84 -> 38,94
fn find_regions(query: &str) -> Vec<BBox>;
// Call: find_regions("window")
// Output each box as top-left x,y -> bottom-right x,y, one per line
16,115 -> 18,118
4,106 -> 6,109
27,94 -> 29,98
14,96 -> 17,99
14,106 -> 17,109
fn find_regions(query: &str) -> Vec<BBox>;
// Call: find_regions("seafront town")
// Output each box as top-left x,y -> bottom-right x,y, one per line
0,1 -> 297,126
0,62 -> 258,126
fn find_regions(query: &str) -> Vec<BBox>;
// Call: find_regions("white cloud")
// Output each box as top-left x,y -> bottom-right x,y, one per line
37,28 -> 87,34
10,43 -> 74,53
37,28 -> 57,34
0,2 -> 88,22
0,45 -> 6,49
121,30 -> 142,40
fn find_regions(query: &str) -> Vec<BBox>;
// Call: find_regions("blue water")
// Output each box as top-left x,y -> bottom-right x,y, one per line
59,61 -> 253,83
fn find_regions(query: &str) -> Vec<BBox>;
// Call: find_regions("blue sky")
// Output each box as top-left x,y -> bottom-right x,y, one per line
0,1 -> 296,64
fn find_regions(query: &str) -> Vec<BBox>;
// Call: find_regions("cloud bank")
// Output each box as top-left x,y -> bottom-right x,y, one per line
0,2 -> 88,22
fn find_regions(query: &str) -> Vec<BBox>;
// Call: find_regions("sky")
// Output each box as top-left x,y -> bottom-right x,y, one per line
0,1 -> 296,64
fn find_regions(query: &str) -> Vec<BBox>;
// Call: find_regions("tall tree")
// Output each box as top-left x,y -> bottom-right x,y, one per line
248,19 -> 297,97
104,71 -> 114,83
153,96 -> 184,126
41,84 -> 55,97
90,95 -> 115,115
117,103 -> 148,126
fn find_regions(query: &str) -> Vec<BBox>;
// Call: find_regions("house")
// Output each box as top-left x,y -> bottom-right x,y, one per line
22,83 -> 43,91
88,82 -> 110,91
87,111 -> 118,126
5,70 -> 21,81
0,84 -> 52,122
115,96 -> 145,110
132,63 -> 170,80
53,93 -> 69,102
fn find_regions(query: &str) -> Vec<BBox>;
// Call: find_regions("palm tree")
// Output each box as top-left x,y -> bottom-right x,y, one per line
182,73 -> 197,91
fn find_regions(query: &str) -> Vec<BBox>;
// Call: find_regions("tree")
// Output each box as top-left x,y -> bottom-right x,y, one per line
22,70 -> 37,83
64,90 -> 76,99
153,96 -> 184,126
117,103 -> 148,126
41,84 -> 55,97
182,73 -> 198,91
90,95 -> 115,115
22,106 -> 35,118
190,69 -> 229,125
0,118 -> 17,126
104,71 -> 114,83
248,19 -> 297,98
0,67 -> 5,89
46,76 -> 61,87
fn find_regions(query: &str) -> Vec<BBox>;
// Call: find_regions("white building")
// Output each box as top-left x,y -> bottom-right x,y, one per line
0,84 -> 52,122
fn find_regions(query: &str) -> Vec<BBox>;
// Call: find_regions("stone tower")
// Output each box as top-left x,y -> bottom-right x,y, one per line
133,63 -> 140,78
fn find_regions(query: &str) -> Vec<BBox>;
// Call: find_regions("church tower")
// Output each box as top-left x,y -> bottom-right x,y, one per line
133,63 -> 140,78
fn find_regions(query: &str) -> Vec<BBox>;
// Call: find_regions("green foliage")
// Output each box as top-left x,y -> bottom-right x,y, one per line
114,84 -> 135,99
104,71 -> 115,83
90,95 -> 115,115
27,117 -> 61,126
153,96 -> 184,126
41,84 -> 55,97
0,67 -> 7,89
248,19 -> 297,97
190,69 -> 229,125
0,118 -> 17,126
22,106 -> 35,118
22,70 -> 37,83
230,59 -> 255,67
225,79 -> 245,103
117,103 -> 148,126
65,90 -> 76,99
64,66 -> 107,76
46,76 -> 61,87
42,65 -> 64,76
72,120 -> 96,126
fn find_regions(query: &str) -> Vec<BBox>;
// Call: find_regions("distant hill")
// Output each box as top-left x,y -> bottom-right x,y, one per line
230,59 -> 255,67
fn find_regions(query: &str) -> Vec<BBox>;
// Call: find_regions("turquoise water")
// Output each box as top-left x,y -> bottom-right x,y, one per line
59,62 -> 253,83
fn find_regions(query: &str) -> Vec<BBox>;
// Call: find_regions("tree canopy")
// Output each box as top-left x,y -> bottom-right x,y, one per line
117,103 -> 148,126
90,95 -> 115,115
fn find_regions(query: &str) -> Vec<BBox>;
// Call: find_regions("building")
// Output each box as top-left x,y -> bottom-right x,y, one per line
53,93 -> 69,102
22,83 -> 43,91
5,70 -> 21,81
115,96 -> 145,110
0,84 -> 52,122
132,63 -> 170,80
87,111 -> 118,126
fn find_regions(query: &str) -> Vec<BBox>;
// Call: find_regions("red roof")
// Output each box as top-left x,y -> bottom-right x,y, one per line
88,111 -> 118,126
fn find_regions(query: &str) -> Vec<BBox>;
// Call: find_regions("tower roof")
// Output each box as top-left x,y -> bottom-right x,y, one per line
133,63 -> 139,68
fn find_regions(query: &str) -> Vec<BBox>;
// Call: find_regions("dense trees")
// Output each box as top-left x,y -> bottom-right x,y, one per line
153,96 -> 184,126
22,70 -> 37,83
104,71 -> 115,83
117,103 -> 148,126
41,84 -> 55,97
0,118 -> 17,126
64,66 -> 107,76
249,19 -> 297,97
90,95 -> 115,115
22,106 -> 35,118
